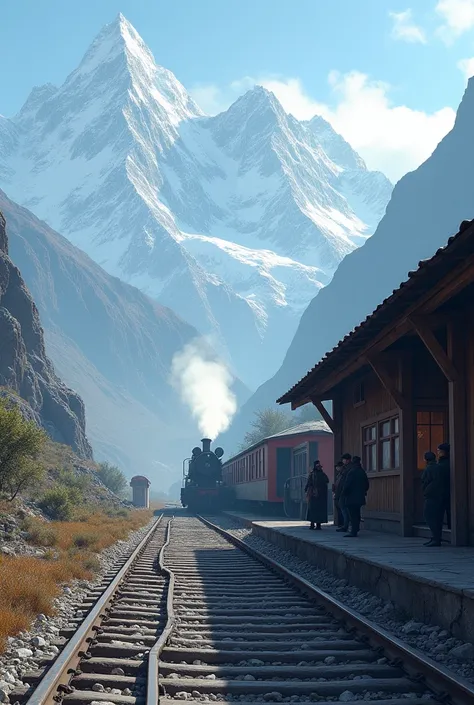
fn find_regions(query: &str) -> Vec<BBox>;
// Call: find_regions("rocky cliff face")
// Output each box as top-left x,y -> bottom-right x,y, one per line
0,211 -> 92,458
0,189 -> 248,486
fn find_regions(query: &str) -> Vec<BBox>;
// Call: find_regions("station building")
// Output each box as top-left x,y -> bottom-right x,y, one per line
277,220 -> 474,546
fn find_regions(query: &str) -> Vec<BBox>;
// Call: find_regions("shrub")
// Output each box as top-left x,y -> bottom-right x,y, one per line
72,533 -> 98,549
24,520 -> 57,547
0,399 -> 46,500
96,462 -> 128,496
39,487 -> 77,521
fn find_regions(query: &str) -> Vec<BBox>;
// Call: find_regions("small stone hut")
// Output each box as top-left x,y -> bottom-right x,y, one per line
130,475 -> 151,508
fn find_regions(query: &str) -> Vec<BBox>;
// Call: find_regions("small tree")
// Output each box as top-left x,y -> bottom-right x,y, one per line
97,461 -> 128,497
241,408 -> 297,450
0,398 -> 46,500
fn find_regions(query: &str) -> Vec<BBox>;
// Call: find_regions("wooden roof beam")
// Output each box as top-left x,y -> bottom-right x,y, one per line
409,315 -> 459,382
310,397 -> 335,432
366,356 -> 408,411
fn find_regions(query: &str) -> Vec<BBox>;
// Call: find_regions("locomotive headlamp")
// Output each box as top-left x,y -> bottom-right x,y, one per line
215,447 -> 224,458
192,447 -> 202,456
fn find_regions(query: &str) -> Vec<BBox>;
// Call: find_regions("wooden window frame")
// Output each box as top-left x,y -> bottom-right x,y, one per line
353,381 -> 366,408
362,413 -> 400,475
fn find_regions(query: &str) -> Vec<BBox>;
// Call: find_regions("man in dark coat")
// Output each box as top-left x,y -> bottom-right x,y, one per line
341,455 -> 369,537
437,443 -> 451,532
335,453 -> 352,533
333,461 -> 344,527
421,450 -> 443,547
305,460 -> 330,530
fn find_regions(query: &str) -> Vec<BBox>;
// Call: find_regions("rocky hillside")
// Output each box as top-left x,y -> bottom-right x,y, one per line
0,190 -> 248,486
221,76 -> 474,450
0,14 -> 392,388
0,211 -> 91,458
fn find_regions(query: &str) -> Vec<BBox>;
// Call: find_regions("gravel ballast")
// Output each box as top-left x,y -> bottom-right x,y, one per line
207,515 -> 474,686
0,516 -> 157,703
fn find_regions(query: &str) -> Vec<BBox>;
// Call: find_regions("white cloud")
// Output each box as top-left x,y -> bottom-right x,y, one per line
389,9 -> 427,43
191,72 -> 455,183
458,56 -> 474,78
436,0 -> 474,42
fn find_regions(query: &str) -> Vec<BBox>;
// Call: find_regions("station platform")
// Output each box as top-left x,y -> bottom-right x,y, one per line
225,512 -> 474,644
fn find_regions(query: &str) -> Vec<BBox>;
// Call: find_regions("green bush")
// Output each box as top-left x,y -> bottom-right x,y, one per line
96,462 -> 128,496
0,398 -> 46,500
39,487 -> 78,521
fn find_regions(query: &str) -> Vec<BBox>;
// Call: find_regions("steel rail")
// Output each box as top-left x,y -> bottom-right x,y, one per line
147,516 -> 176,705
198,515 -> 474,705
25,515 -> 164,705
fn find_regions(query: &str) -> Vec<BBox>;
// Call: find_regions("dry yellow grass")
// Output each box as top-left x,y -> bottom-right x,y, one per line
0,508 -> 153,651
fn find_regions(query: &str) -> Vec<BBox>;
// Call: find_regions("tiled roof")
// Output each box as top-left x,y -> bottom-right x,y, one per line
277,219 -> 474,405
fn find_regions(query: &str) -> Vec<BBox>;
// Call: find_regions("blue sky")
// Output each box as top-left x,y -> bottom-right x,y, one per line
2,0 -> 474,181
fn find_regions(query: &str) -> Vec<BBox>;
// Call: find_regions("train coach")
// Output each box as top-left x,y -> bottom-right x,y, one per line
222,421 -> 334,515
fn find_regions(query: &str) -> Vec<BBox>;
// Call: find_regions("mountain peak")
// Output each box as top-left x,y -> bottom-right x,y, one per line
305,114 -> 367,172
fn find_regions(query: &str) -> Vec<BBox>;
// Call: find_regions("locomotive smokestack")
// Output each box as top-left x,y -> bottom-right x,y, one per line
201,438 -> 212,453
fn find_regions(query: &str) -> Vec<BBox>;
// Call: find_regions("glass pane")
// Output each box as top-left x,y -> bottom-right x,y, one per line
370,444 -> 377,471
431,411 -> 445,425
381,421 -> 390,438
393,417 -> 399,433
394,436 -> 400,468
417,425 -> 430,469
381,440 -> 391,469
431,425 -> 446,452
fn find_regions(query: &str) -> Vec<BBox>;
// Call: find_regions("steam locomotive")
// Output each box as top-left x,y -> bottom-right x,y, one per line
180,438 -> 232,512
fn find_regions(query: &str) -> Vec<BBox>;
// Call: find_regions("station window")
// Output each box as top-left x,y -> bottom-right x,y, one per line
363,415 -> 399,472
353,381 -> 365,407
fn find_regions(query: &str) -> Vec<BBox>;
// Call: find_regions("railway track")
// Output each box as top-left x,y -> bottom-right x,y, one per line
16,514 -> 170,705
16,514 -> 474,705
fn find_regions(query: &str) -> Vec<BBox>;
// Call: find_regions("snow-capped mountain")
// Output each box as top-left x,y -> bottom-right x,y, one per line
0,14 -> 392,388
220,75 -> 474,453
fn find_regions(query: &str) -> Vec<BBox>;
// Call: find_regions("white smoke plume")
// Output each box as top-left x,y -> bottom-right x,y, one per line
170,339 -> 237,439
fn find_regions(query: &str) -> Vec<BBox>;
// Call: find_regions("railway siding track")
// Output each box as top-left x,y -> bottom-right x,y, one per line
157,516 -> 474,705
15,515 -> 170,705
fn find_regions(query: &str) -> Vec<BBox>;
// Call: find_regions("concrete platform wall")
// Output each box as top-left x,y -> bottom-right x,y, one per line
231,515 -> 474,644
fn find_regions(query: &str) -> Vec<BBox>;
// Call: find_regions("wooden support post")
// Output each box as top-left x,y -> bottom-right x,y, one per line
310,397 -> 335,432
332,393 -> 343,462
367,356 -> 408,410
447,320 -> 469,546
398,353 -> 415,537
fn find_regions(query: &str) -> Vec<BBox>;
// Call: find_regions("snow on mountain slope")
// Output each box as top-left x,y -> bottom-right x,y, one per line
0,13 -> 392,388
220,76 -> 474,451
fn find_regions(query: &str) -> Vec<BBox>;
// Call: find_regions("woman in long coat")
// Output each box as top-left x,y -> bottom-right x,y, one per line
305,461 -> 330,530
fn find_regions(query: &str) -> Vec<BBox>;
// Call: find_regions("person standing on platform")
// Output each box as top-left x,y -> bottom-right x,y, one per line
437,443 -> 451,532
421,451 -> 443,547
305,460 -> 330,530
336,453 -> 352,533
341,455 -> 369,538
333,461 -> 345,527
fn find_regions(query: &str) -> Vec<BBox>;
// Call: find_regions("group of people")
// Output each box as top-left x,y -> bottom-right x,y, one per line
304,443 -> 451,546
421,442 -> 451,547
304,453 -> 369,537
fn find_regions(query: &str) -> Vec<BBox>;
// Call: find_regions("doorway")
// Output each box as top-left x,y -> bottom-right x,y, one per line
413,409 -> 448,527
